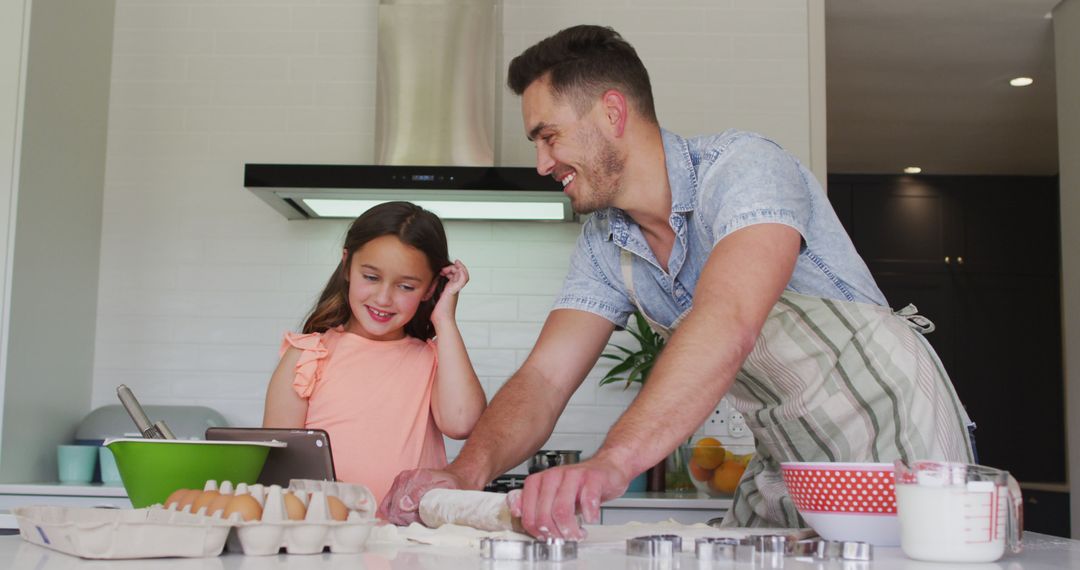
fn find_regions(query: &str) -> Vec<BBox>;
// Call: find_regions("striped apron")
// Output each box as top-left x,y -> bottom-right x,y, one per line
619,251 -> 974,527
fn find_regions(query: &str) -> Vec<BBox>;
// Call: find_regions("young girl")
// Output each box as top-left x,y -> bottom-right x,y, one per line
262,201 -> 486,505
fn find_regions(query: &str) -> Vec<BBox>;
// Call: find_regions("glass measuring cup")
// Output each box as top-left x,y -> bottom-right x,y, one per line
894,460 -> 1023,562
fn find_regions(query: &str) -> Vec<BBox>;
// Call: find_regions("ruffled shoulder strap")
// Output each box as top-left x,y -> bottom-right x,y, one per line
281,331 -> 331,399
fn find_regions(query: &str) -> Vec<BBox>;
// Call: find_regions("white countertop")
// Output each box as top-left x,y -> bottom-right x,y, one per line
1,531 -> 1078,569
0,483 -> 127,497
603,491 -> 732,509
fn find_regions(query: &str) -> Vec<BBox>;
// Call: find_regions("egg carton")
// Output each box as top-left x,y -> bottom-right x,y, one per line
161,479 -> 376,556
13,505 -> 231,559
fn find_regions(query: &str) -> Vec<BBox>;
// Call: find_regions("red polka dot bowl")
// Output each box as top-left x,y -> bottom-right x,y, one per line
780,462 -> 898,546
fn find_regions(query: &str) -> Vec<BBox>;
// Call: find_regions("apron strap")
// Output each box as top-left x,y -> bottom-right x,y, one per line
893,303 -> 936,334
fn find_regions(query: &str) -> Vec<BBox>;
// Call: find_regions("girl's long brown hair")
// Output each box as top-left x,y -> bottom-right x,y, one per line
302,201 -> 450,340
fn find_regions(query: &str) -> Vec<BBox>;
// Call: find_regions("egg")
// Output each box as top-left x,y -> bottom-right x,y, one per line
283,491 -> 307,521
208,492 -> 233,517
177,489 -> 200,512
223,494 -> 263,522
192,490 -> 220,514
326,495 -> 348,522
164,488 -> 188,509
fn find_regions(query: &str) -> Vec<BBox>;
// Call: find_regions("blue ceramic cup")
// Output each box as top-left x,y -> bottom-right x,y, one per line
57,445 -> 97,484
98,446 -> 122,485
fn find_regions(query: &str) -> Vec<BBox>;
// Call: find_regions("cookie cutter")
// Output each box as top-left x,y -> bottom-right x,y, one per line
694,537 -> 740,561
536,537 -> 577,561
813,540 -> 873,561
627,535 -> 683,558
748,534 -> 787,568
479,537 -> 578,562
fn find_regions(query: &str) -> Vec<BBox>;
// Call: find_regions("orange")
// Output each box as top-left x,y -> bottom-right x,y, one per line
688,457 -> 714,481
692,437 -> 726,470
708,461 -> 746,495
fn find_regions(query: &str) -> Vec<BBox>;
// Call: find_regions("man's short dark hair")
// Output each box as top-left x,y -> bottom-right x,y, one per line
507,25 -> 657,124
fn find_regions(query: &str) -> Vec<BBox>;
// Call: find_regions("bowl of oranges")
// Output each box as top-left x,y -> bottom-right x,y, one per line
668,437 -> 753,497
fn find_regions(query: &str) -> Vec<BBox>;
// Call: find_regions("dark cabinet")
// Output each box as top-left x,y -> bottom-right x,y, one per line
828,175 -> 1064,485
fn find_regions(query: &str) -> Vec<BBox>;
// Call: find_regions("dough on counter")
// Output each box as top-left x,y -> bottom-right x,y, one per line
418,489 -> 521,532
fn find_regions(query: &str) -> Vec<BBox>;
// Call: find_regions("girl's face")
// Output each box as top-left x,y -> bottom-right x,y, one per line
343,234 -> 436,341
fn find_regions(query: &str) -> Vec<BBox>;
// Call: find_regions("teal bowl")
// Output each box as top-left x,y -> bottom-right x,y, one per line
105,438 -> 284,508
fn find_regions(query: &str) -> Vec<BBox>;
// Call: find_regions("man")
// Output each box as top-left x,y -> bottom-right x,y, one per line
379,24 -> 973,539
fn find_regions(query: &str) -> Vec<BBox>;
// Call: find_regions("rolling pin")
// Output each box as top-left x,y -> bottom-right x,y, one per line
418,489 -> 525,532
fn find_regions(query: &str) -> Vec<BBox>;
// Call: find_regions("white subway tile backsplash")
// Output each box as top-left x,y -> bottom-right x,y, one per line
448,241 -> 520,268
173,317 -> 295,345
185,106 -> 288,132
287,107 -> 373,133
198,344 -> 277,372
317,32 -> 378,56
457,322 -> 490,349
553,406 -> 624,434
313,82 -> 376,107
456,295 -> 519,322
95,342 -> 201,371
106,131 -> 209,158
488,322 -> 543,349
289,56 -> 376,82
214,31 -> 318,56
470,349 -> 519,377
207,132 -> 374,163
491,268 -> 566,295
215,82 -> 315,106
111,55 -> 189,81
516,295 -> 556,322
108,106 -> 188,132
290,6 -> 378,32
188,56 -> 292,82
113,30 -> 214,55
189,6 -> 292,31
113,5 -> 190,30
95,0 -> 811,460
108,81 -> 215,107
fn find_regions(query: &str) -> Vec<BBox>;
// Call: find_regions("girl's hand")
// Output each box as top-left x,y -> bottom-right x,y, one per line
431,259 -> 469,328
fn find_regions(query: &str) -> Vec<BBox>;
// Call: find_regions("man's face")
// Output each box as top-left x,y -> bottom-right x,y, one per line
521,78 -> 625,214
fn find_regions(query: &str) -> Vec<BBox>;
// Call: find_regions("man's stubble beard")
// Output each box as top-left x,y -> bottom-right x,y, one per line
570,129 -> 625,215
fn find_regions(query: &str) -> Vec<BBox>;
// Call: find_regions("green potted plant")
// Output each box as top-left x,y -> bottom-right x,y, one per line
599,312 -> 694,492
599,311 -> 665,388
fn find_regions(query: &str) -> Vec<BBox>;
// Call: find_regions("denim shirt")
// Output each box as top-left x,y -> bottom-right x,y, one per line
552,129 -> 887,330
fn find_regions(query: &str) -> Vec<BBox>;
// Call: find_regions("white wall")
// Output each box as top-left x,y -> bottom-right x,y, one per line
93,0 -> 817,464
1,0 -> 114,482
0,0 -> 28,431
1054,0 -> 1080,539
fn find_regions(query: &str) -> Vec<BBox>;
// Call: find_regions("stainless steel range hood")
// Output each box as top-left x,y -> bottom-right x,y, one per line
245,0 -> 570,221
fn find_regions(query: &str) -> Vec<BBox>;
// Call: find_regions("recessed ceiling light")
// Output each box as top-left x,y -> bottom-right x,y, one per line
903,166 -> 922,174
1010,77 -> 1034,87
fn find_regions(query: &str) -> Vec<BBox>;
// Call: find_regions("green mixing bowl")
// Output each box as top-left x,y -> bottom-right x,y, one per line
105,438 -> 284,508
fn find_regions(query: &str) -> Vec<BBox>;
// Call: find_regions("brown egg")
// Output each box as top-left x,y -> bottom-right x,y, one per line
326,495 -> 348,521
208,493 -> 233,517
191,490 -> 220,514
282,492 -> 307,521
223,494 -> 263,522
164,488 -> 188,509
177,489 -> 200,512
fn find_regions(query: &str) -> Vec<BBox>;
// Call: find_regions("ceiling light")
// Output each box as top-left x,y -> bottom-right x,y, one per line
1009,77 -> 1034,87
903,166 -> 922,174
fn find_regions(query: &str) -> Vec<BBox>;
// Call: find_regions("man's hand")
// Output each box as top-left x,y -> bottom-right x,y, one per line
377,468 -> 465,524
509,456 -> 631,540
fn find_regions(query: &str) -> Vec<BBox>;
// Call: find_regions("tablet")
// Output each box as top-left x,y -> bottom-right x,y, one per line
204,427 -> 336,486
